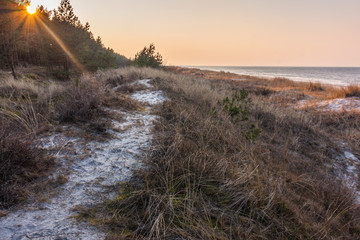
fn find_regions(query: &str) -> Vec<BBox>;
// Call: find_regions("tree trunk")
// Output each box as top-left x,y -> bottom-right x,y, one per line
10,53 -> 17,79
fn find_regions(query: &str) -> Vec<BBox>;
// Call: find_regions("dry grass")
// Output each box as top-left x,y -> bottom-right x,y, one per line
82,68 -> 360,239
1,66 -> 358,236
0,98 -> 41,134
115,83 -> 147,94
0,118 -> 53,208
54,78 -> 104,122
0,68 -> 145,131
313,111 -> 360,153
306,82 -> 324,91
0,76 -> 65,133
0,67 -> 147,208
271,77 -> 299,87
345,84 -> 360,97
167,67 -> 360,105
0,76 -> 65,101
327,84 -> 360,99
96,66 -> 157,85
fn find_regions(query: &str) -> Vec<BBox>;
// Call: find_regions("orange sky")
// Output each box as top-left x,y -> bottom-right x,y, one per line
30,0 -> 360,66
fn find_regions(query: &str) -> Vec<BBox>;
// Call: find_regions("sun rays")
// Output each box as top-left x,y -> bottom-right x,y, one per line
10,3 -> 87,73
36,16 -> 87,73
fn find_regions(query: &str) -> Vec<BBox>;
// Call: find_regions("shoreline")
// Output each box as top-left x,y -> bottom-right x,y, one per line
180,65 -> 360,86
167,66 -> 360,113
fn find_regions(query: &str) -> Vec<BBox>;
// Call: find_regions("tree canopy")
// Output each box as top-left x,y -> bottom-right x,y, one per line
0,0 -> 128,79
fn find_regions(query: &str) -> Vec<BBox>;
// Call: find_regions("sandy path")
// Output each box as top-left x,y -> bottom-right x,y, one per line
0,79 -> 166,240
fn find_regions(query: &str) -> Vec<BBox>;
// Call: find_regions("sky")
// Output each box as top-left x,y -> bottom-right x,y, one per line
29,0 -> 360,66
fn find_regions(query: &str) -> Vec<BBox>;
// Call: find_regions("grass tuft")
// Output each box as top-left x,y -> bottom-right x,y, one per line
344,84 -> 360,97
307,82 -> 324,91
0,119 -> 52,208
55,79 -> 103,122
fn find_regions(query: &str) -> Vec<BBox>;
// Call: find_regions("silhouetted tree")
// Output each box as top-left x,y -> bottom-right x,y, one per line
56,0 -> 79,26
133,43 -> 163,68
83,22 -> 90,32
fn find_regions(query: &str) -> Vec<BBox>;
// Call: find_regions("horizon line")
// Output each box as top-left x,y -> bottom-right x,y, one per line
179,65 -> 360,68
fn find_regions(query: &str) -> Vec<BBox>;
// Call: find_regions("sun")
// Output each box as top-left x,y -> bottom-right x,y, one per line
27,5 -> 37,15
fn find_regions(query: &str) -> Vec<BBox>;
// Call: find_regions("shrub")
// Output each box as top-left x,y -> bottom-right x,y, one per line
0,119 -> 51,208
221,89 -> 251,121
55,79 -> 103,122
132,44 -> 163,68
216,90 -> 261,141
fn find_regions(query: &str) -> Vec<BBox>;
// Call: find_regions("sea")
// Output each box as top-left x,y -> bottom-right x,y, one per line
188,66 -> 360,86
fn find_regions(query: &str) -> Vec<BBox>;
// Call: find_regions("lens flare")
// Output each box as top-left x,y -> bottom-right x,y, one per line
37,17 -> 87,73
27,5 -> 36,15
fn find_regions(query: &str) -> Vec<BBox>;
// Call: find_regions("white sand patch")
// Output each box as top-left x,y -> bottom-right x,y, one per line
343,151 -> 359,191
345,151 -> 359,161
131,79 -> 167,105
298,97 -> 360,112
131,91 -> 166,105
334,146 -> 360,203
0,80 -> 166,240
135,78 -> 153,88
317,98 -> 360,112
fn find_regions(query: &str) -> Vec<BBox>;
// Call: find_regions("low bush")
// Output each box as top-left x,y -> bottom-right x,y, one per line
221,89 -> 251,121
0,119 -> 52,208
55,79 -> 103,122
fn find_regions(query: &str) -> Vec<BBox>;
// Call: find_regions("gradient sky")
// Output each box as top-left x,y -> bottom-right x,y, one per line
29,0 -> 360,66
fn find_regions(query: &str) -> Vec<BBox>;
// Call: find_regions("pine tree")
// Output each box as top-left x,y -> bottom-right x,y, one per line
84,22 -> 90,32
133,44 -> 163,68
56,0 -> 79,26
96,36 -> 103,47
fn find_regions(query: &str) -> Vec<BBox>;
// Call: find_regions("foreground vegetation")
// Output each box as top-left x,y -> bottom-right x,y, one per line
0,66 -> 146,208
0,66 -> 359,238
74,67 -> 359,239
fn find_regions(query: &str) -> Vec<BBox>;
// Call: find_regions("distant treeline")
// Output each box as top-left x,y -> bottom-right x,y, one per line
0,0 -> 128,79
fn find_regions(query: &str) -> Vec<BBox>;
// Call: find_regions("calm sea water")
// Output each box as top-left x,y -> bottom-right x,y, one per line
189,66 -> 360,86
